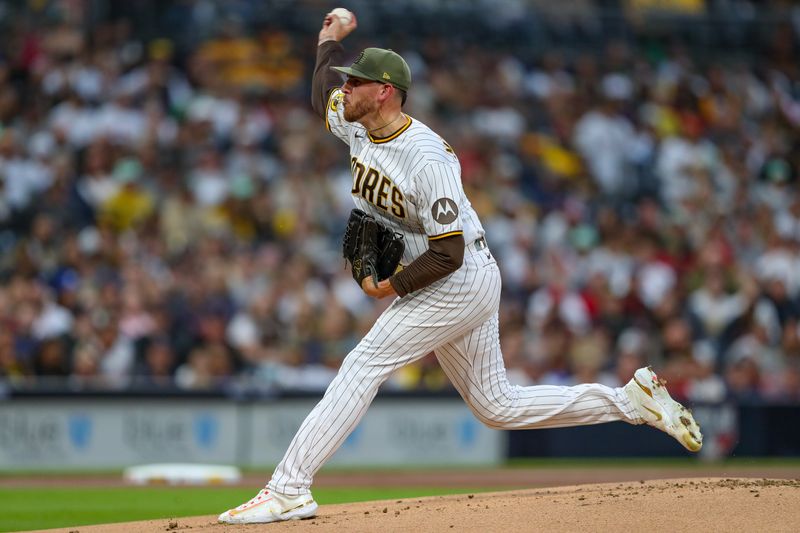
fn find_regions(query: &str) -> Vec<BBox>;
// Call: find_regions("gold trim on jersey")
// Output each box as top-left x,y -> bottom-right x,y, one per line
325,89 -> 341,132
428,231 -> 463,241
368,116 -> 412,144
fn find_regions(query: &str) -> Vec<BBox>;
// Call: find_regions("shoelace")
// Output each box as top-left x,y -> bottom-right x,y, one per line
238,490 -> 271,510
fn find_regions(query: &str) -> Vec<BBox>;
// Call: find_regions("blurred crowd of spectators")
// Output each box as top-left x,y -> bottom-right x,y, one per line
0,0 -> 799,404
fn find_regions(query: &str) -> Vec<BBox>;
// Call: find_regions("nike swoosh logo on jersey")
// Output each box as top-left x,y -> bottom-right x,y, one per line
355,132 -> 363,138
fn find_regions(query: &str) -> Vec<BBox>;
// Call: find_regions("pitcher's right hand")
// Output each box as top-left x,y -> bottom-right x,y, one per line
318,10 -> 358,45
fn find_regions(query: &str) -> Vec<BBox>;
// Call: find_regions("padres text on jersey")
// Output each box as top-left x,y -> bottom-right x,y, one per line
325,88 -> 485,265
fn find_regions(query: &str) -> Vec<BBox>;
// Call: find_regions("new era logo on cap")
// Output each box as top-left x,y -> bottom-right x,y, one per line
331,48 -> 412,91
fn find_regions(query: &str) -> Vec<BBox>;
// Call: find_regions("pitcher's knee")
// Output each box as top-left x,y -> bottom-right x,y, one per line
464,398 -> 516,429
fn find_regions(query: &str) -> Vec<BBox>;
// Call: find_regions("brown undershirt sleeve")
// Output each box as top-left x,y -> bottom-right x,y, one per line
389,234 -> 465,297
312,41 -> 346,119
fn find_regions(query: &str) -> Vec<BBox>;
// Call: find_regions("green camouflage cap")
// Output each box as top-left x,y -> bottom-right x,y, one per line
332,48 -> 411,91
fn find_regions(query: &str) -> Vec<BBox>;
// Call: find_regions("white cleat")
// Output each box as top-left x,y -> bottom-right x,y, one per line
217,488 -> 318,524
624,366 -> 703,452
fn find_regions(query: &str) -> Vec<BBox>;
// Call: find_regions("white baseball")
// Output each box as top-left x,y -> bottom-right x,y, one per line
329,7 -> 353,25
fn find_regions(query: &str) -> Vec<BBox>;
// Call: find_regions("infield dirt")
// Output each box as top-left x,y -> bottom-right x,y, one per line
23,477 -> 800,533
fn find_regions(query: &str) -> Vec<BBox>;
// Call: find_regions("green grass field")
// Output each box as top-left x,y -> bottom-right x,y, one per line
0,486 -> 488,532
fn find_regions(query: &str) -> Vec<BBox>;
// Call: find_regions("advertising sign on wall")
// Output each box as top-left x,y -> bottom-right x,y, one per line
0,398 -> 505,470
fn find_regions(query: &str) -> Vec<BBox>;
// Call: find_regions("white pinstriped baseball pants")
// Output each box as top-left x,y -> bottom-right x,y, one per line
268,244 -> 641,496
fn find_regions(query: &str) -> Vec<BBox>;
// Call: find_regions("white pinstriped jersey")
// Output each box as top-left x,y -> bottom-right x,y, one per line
326,88 -> 484,265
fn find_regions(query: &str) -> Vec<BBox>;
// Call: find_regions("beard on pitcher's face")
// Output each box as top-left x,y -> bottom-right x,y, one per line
343,97 -> 376,122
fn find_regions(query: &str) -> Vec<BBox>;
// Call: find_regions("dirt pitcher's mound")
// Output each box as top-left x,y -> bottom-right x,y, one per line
27,478 -> 800,533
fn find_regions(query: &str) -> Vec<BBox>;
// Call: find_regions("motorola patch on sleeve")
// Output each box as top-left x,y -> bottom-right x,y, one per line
432,198 -> 458,224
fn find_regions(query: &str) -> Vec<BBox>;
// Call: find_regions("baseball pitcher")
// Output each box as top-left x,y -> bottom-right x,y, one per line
219,9 -> 702,524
